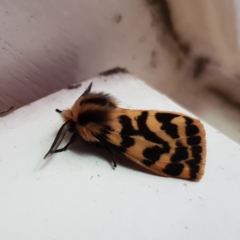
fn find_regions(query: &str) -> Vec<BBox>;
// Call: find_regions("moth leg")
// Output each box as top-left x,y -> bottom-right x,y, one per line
104,146 -> 117,169
56,109 -> 62,113
54,132 -> 77,153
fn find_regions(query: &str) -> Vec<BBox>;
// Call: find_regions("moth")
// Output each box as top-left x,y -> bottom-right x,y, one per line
44,82 -> 206,181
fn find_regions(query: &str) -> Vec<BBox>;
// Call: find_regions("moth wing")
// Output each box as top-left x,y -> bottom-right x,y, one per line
107,110 -> 206,181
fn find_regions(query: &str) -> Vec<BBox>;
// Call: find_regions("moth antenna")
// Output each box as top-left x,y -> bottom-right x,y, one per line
81,82 -> 93,97
75,82 -> 93,103
44,120 -> 75,159
53,131 -> 77,153
56,109 -> 62,113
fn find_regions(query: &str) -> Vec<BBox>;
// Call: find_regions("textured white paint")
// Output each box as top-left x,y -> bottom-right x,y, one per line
1,76 -> 240,240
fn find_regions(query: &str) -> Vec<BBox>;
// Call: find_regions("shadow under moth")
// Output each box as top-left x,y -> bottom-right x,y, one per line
44,82 -> 206,181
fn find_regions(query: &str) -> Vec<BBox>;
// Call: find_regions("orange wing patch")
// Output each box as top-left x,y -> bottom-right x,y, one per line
107,109 -> 206,181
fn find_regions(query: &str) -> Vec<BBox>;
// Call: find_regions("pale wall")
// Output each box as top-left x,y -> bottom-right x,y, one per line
1,0 -> 240,143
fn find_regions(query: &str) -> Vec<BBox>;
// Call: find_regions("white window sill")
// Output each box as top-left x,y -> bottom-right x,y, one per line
0,73 -> 239,240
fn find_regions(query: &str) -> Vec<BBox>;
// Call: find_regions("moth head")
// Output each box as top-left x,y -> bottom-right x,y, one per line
60,82 -> 94,122
75,82 -> 93,102
43,119 -> 76,159
61,109 -> 74,122
44,83 -> 93,159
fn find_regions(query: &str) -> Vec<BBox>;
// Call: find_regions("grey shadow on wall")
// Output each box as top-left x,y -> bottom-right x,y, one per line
0,38 -> 80,112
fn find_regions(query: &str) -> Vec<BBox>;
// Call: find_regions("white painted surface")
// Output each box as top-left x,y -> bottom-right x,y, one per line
1,75 -> 240,240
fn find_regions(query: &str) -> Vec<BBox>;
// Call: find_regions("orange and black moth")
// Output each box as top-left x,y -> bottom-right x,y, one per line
44,83 -> 206,181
